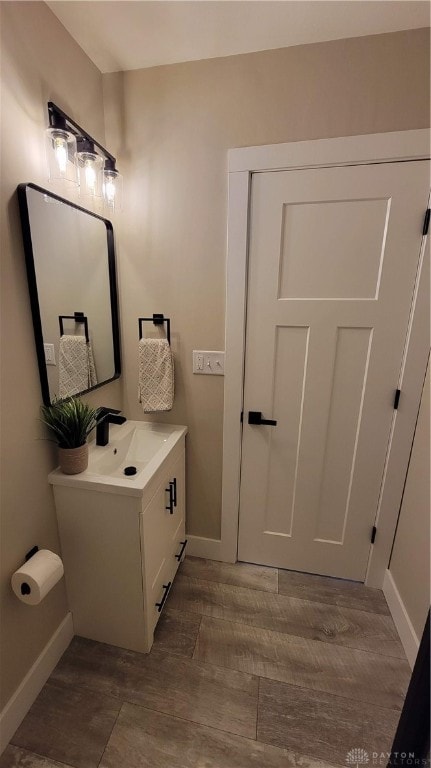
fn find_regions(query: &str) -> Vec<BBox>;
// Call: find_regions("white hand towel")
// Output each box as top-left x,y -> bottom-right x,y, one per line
59,335 -> 98,399
138,338 -> 174,412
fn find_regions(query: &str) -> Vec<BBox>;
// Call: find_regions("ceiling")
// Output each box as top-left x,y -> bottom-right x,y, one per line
46,1 -> 430,74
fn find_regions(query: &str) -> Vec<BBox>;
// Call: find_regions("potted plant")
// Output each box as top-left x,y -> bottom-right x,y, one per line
41,397 -> 101,475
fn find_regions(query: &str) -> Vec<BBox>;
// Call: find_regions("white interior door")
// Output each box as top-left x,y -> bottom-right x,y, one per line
238,160 -> 430,581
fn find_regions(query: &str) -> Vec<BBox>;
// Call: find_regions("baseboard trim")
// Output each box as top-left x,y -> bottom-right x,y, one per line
0,612 -> 74,755
383,570 -> 419,669
186,535 -> 222,561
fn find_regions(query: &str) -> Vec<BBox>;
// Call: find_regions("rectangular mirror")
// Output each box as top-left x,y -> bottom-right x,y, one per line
17,183 -> 121,405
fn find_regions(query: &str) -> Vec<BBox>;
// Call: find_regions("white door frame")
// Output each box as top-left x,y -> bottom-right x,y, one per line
220,129 -> 430,588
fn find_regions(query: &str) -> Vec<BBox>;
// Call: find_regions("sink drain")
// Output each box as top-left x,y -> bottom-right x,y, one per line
124,466 -> 137,476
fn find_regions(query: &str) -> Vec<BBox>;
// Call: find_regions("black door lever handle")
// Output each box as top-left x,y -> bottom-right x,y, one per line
248,411 -> 277,426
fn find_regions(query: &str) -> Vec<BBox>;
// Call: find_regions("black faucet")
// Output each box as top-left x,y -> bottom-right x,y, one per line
96,408 -> 127,446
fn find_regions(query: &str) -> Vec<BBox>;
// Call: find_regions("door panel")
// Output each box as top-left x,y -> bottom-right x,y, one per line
265,325 -> 309,537
279,197 -> 389,300
314,326 -> 373,544
238,161 -> 430,580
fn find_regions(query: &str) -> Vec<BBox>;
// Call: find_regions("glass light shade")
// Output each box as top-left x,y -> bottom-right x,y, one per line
45,128 -> 77,185
76,150 -> 103,200
103,168 -> 123,213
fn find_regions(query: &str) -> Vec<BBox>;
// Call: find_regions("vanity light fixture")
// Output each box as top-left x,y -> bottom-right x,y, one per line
46,102 -> 123,212
102,158 -> 123,214
45,110 -> 77,186
76,137 -> 103,200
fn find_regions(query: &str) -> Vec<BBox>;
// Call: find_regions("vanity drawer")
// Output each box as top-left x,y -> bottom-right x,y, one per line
145,519 -> 185,635
142,497 -> 185,588
141,483 -> 175,583
146,552 -> 174,636
141,450 -> 185,580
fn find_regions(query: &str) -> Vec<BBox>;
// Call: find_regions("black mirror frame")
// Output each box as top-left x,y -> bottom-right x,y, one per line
17,183 -> 121,405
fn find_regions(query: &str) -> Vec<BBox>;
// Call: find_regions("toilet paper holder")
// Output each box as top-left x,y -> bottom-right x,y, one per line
25,545 -> 39,562
21,546 -> 39,595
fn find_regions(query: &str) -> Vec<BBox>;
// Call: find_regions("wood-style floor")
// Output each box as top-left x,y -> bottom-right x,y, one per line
1,556 -> 410,768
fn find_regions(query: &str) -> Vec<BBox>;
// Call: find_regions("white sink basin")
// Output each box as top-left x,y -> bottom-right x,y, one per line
89,423 -> 172,476
48,420 -> 187,496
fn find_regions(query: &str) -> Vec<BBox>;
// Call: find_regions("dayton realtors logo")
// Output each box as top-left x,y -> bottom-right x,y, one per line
346,749 -> 429,767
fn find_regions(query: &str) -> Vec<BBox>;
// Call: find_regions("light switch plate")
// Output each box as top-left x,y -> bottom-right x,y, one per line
44,343 -> 56,365
193,350 -> 225,375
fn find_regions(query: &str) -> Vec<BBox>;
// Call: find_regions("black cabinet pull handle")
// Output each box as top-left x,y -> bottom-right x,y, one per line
165,484 -> 174,514
155,581 -> 172,612
248,410 -> 277,426
176,539 -> 188,561
170,477 -> 177,508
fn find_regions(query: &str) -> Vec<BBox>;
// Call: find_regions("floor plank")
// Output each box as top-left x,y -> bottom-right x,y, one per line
257,677 -> 399,764
100,702 -> 338,768
10,680 -> 121,768
278,569 -> 390,615
0,746 -> 76,768
51,635 -> 258,739
180,556 -> 278,593
168,574 -> 404,657
194,615 -> 410,710
151,607 -> 201,658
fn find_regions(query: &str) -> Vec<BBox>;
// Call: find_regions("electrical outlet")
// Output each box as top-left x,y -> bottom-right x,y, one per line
193,351 -> 225,375
44,343 -> 56,365
193,351 -> 204,372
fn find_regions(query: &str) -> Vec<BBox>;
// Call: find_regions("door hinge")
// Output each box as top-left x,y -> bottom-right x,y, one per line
240,411 -> 243,423
423,208 -> 430,236
393,389 -> 401,410
371,526 -> 377,544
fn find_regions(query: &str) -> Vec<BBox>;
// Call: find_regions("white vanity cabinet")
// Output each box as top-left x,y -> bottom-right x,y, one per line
50,427 -> 187,654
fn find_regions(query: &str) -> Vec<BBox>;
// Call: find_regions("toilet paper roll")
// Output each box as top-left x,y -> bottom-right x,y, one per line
11,549 -> 64,606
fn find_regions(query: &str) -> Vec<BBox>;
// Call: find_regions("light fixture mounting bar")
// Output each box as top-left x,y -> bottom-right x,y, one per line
47,101 -> 116,165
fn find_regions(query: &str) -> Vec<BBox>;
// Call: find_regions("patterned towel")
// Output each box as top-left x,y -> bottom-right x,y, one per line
59,335 -> 97,399
138,338 -> 174,412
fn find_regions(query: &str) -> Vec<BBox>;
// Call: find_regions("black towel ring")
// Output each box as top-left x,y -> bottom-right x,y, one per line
138,314 -> 171,345
58,312 -> 89,343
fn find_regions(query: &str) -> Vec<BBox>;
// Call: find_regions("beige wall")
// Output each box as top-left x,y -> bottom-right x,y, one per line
103,27 -> 430,539
390,363 -> 430,640
0,2 -> 121,709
